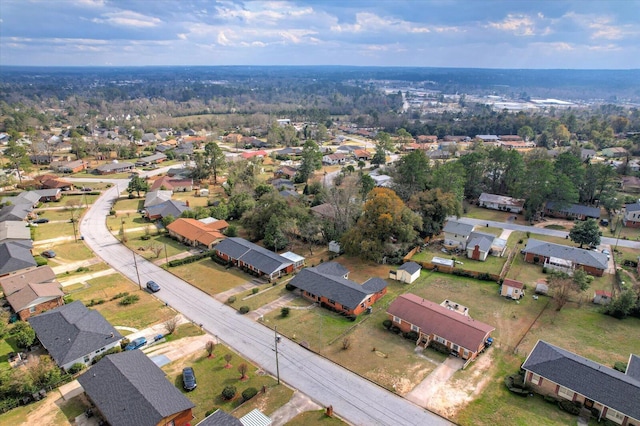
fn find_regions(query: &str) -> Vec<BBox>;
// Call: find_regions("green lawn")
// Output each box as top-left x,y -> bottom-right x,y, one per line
412,249 -> 506,275
162,347 -> 294,424
65,273 -> 175,330
33,208 -> 86,222
33,222 -> 77,241
121,234 -> 189,261
0,336 -> 19,370
169,259 -> 250,295
106,213 -> 149,230
464,205 -> 518,222
236,284 -> 291,311
112,197 -> 145,211
38,241 -> 95,263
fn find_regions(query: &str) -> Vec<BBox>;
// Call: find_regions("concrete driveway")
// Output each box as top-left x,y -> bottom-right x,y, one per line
80,181 -> 453,426
406,356 -> 465,407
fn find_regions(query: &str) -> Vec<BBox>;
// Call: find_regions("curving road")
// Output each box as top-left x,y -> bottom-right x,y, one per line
79,181 -> 452,426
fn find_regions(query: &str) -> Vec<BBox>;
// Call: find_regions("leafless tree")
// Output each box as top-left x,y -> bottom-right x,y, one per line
206,340 -> 215,358
342,337 -> 351,350
163,317 -> 179,334
150,243 -> 164,259
238,363 -> 248,380
224,353 -> 233,368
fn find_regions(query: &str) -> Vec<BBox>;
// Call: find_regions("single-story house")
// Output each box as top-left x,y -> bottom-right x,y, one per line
427,150 -> 451,160
273,166 -> 298,180
270,178 -> 295,191
620,176 -> 640,193
144,190 -> 173,208
34,188 -> 62,202
240,150 -> 268,160
387,293 -> 495,360
1,190 -> 41,208
478,193 -> 525,213
0,240 -> 36,277
522,340 -> 640,426
28,301 -> 122,370
166,218 -> 228,249
275,147 -> 302,157
0,220 -> 31,242
0,203 -> 34,222
544,202 -> 600,220
581,149 -> 597,161
135,152 -> 167,167
443,220 -> 474,250
37,176 -> 74,191
196,409 -> 242,426
466,231 -> 495,261
78,350 -> 195,426
280,252 -> 305,270
94,162 -> 135,175
476,135 -> 500,143
601,147 -> 628,158
144,200 -> 190,221
322,153 -> 347,165
501,278 -> 524,300
149,176 -> 194,192
53,159 -> 86,173
390,261 -> 421,284
0,266 -> 63,320
623,203 -> 640,228
214,237 -> 295,280
593,290 -> 612,305
353,149 -> 371,161
289,263 -> 388,316
310,203 -> 338,220
521,238 -> 608,277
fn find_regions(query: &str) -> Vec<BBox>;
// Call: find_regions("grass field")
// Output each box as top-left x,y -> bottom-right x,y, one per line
412,249 -> 507,275
168,259 -> 250,295
0,336 -> 19,371
162,348 -> 293,424
37,241 -> 95,263
122,233 -> 189,261
64,273 -> 175,329
464,205 -> 518,222
0,392 -> 87,426
284,410 -> 348,425
33,222 -> 77,241
33,208 -> 86,222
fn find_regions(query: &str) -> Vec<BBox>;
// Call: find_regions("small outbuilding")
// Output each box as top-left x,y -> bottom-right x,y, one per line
593,289 -> 612,305
389,261 -> 421,284
501,278 -> 524,300
535,279 -> 549,295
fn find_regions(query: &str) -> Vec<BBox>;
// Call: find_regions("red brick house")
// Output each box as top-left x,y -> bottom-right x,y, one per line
521,239 -> 608,277
522,341 -> 640,426
387,294 -> 495,360
0,266 -> 63,320
166,218 -> 227,250
214,237 -> 295,280
289,263 -> 388,316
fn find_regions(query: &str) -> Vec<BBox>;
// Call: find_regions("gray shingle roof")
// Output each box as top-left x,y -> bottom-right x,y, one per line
522,341 -> 640,420
0,204 -> 33,222
627,354 -> 640,381
0,241 -> 36,275
545,202 -> 600,218
33,189 -> 61,198
96,162 -> 135,172
443,220 -> 474,236
289,267 -> 386,310
78,350 -> 194,426
398,261 -> 421,275
362,277 -> 388,293
28,301 -> 122,367
467,231 -> 494,253
0,221 -> 31,242
1,191 -> 41,206
626,202 -> 640,213
522,239 -> 608,270
215,238 -> 292,275
145,200 -> 189,219
196,409 -> 243,426
144,190 -> 173,208
315,262 -> 349,277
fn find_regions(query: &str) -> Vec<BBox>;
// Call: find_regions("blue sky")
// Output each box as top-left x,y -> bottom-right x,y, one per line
1,0 -> 639,68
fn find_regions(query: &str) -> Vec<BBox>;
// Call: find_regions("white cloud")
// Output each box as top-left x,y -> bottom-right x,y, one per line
487,14 -> 537,36
72,0 -> 104,7
94,11 -> 162,28
331,12 -> 439,35
214,2 -> 313,25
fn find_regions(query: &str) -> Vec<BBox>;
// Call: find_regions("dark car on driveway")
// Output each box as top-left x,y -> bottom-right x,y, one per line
146,281 -> 160,292
33,218 -> 49,224
182,367 -> 197,391
41,250 -> 56,258
124,337 -> 147,351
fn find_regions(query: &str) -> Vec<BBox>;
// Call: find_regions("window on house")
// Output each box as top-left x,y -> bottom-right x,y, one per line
605,408 -> 624,421
452,344 -> 459,351
531,373 -> 542,385
328,299 -> 335,305
29,306 -> 36,313
393,316 -> 401,323
435,336 -> 446,344
557,386 -> 574,400
411,324 -> 419,332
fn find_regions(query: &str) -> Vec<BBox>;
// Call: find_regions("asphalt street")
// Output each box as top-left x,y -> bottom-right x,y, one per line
79,181 -> 453,426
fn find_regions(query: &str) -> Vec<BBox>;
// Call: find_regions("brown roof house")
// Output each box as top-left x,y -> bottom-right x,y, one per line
0,266 -> 63,320
500,279 -> 524,300
522,340 -> 640,425
166,218 -> 228,250
387,293 -> 495,360
78,350 -> 194,426
150,176 -> 194,192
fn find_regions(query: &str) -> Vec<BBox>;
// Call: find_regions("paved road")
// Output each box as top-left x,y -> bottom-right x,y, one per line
457,217 -> 640,249
80,183 -> 452,426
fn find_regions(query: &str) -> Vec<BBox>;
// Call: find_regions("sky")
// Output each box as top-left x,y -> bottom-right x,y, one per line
1,0 -> 639,69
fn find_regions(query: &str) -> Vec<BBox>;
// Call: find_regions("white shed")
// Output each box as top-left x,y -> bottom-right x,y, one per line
390,261 -> 422,283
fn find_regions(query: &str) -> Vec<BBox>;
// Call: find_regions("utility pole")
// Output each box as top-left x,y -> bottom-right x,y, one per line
132,250 -> 142,290
164,242 -> 169,265
274,326 -> 281,385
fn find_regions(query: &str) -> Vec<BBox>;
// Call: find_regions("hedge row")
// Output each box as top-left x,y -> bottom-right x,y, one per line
167,251 -> 214,267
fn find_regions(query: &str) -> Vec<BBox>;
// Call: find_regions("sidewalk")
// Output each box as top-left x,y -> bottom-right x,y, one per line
33,236 -> 76,246
269,391 -> 322,426
52,257 -> 103,275
152,250 -> 198,266
58,268 -> 117,287
248,293 -> 298,321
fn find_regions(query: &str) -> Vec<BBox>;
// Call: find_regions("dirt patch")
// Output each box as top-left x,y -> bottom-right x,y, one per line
533,219 -> 575,230
426,350 -> 495,418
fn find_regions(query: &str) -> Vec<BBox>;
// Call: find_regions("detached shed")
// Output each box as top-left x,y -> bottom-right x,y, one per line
501,279 -> 524,300
535,279 -> 549,295
390,261 -> 421,284
593,290 -> 612,305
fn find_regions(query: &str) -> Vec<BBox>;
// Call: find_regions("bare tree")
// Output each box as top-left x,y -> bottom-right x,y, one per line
548,270 -> 591,311
206,340 -> 215,358
150,243 -> 164,259
342,337 -> 351,350
163,317 -> 179,334
224,353 -> 233,368
238,363 -> 248,380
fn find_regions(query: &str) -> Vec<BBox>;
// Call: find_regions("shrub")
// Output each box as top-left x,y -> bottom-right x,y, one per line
140,235 -> 151,240
120,338 -> 130,349
76,266 -> 89,273
68,363 -> 86,374
109,209 -> 116,216
111,292 -> 129,300
403,331 -> 419,341
281,307 -> 290,317
242,387 -> 258,401
227,296 -> 236,304
285,283 -> 296,291
251,288 -> 259,295
221,385 -> 237,400
239,306 -> 250,314
390,326 -> 401,334
544,395 -> 559,404
382,319 -> 392,329
119,295 -> 140,305
34,255 -> 48,266
167,251 -> 212,267
92,346 -> 122,364
613,361 -> 627,372
87,299 -> 105,306
558,400 -> 581,415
